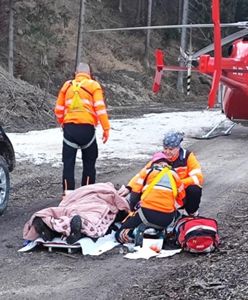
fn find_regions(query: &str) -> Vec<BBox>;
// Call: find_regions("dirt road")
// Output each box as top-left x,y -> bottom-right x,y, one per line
0,125 -> 247,300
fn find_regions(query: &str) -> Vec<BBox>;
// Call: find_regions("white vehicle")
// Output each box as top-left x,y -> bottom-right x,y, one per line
0,126 -> 15,215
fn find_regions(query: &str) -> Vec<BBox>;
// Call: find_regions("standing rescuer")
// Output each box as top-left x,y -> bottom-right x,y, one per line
54,62 -> 110,192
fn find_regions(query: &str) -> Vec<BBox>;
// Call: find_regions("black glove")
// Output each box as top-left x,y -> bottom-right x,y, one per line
128,192 -> 141,211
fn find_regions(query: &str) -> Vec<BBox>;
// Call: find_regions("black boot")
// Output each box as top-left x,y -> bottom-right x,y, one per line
32,217 -> 57,241
134,223 -> 147,247
66,215 -> 82,244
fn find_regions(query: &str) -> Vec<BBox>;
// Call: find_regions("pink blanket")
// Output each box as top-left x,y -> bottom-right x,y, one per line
23,182 -> 129,240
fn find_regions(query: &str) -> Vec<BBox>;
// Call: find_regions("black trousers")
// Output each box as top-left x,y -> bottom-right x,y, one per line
62,123 -> 98,190
184,185 -> 202,214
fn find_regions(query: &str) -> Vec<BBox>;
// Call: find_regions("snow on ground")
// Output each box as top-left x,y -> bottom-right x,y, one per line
8,110 -> 231,166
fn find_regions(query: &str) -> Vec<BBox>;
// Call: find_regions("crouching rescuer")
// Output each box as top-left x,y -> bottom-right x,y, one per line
115,152 -> 185,244
161,131 -> 204,216
54,62 -> 110,192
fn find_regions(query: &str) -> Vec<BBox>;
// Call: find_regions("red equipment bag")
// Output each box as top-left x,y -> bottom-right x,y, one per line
174,216 -> 220,253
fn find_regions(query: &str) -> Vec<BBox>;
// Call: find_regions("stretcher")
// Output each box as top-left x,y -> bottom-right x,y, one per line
19,237 -> 81,254
18,232 -> 119,256
40,238 -> 81,254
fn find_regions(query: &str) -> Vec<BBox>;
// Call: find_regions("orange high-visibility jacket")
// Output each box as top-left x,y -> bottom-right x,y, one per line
54,73 -> 110,130
128,162 -> 185,213
170,148 -> 204,189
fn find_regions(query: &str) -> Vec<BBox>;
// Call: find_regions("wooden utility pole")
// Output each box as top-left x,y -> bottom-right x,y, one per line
145,0 -> 152,68
75,0 -> 85,70
8,0 -> 14,76
177,0 -> 189,93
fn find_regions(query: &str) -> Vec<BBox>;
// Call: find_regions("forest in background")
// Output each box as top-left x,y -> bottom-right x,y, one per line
0,0 -> 247,133
0,0 -> 247,94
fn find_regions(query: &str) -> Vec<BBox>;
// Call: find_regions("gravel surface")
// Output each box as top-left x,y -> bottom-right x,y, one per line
0,119 -> 247,299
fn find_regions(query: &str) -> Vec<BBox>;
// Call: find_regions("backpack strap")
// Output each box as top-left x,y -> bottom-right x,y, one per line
72,79 -> 84,91
141,166 -> 178,200
71,79 -> 93,97
167,170 -> 178,198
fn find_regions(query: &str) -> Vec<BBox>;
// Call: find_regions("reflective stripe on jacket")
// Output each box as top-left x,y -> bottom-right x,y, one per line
127,162 -> 185,213
54,73 -> 110,131
170,148 -> 204,188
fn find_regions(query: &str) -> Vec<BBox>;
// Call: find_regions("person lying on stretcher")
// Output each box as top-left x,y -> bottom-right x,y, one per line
23,182 -> 130,244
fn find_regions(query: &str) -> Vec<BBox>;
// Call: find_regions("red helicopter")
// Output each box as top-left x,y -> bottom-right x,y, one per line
88,0 -> 248,136
152,0 -> 248,136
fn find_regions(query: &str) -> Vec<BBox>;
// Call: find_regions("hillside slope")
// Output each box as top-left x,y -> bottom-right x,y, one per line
0,66 -> 56,132
0,0 -> 210,132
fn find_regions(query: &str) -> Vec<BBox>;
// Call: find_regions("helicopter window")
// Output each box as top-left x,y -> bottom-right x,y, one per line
227,45 -> 233,57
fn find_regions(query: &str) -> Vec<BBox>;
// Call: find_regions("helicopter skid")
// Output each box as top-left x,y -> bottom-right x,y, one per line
194,119 -> 236,139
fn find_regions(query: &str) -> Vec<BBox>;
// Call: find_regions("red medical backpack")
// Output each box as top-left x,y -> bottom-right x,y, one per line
174,216 -> 220,253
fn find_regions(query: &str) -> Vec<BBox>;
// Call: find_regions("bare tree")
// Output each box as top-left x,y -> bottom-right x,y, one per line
119,0 -> 123,13
145,0 -> 153,68
136,0 -> 146,24
8,0 -> 14,76
178,0 -> 183,26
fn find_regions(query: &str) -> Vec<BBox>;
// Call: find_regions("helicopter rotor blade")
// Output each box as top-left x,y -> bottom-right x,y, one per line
87,22 -> 248,33
192,28 -> 248,59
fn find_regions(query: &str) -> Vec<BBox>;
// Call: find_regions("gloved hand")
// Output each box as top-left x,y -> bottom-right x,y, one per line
102,129 -> 109,143
129,192 -> 141,211
117,185 -> 130,197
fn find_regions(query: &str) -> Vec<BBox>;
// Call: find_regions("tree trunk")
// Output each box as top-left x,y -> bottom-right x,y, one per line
145,0 -> 152,68
136,0 -> 142,23
118,0 -> 123,13
178,0 -> 183,26
8,0 -> 14,76
136,0 -> 146,24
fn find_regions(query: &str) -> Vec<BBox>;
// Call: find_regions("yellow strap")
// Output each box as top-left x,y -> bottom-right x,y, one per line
141,167 -> 178,200
72,79 -> 84,91
167,170 -> 178,198
70,80 -> 84,111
